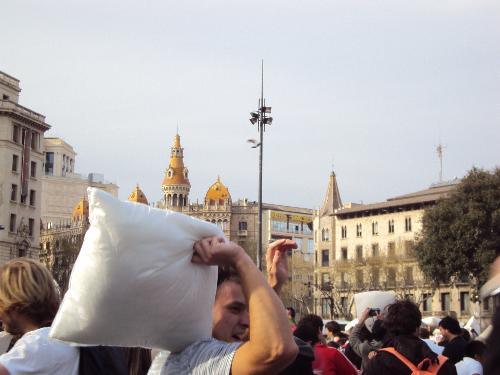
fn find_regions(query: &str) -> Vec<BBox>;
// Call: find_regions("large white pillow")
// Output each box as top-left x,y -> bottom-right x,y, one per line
50,188 -> 222,352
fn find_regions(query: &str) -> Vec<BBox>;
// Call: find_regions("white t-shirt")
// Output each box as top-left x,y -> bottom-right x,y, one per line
0,327 -> 79,375
455,357 -> 483,375
148,338 -> 240,375
422,338 -> 444,355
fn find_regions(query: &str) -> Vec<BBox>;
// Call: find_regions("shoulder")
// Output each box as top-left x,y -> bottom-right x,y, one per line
164,338 -> 241,375
0,328 -> 79,375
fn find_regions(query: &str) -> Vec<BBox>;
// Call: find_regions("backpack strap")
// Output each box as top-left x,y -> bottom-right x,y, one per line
379,347 -> 419,372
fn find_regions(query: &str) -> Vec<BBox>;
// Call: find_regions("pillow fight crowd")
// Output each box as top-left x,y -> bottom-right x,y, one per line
0,237 -> 499,375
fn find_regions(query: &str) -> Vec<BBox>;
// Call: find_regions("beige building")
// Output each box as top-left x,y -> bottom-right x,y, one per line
40,137 -> 118,227
314,174 -> 492,325
0,71 -> 50,263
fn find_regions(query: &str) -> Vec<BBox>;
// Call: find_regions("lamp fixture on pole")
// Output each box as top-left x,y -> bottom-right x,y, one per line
248,60 -> 273,271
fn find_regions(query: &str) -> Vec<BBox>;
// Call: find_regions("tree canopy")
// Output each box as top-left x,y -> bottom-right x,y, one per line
415,167 -> 500,288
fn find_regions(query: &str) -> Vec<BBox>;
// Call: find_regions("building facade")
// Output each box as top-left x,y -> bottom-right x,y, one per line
40,137 -> 118,227
0,71 -> 50,263
314,174 -> 492,326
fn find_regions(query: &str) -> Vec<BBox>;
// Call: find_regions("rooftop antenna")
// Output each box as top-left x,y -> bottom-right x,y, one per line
436,143 -> 446,182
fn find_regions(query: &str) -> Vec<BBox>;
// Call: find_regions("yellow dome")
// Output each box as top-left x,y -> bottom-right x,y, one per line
205,176 -> 231,205
128,184 -> 149,205
72,197 -> 89,221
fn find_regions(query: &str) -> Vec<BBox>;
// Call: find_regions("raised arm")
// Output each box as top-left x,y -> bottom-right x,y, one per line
192,237 -> 298,375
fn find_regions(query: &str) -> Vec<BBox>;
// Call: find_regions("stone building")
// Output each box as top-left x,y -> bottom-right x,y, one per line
313,174 -> 492,325
40,137 -> 118,227
0,71 -> 50,263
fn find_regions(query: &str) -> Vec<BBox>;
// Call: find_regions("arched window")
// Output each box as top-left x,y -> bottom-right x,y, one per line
172,194 -> 178,206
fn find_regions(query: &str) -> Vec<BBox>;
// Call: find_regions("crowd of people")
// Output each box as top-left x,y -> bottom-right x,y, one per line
0,237 -> 499,375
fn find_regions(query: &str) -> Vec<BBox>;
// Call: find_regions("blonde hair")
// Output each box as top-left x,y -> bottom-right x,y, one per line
0,258 -> 60,326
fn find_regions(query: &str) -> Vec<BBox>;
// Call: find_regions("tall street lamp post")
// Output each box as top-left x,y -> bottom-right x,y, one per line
248,61 -> 273,271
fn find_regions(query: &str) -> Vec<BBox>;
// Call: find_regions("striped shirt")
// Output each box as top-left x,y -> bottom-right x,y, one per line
148,338 -> 241,375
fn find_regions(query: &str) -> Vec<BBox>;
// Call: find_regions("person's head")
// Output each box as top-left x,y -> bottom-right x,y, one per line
0,258 -> 60,335
382,300 -> 422,336
419,327 -> 430,339
464,340 -> 486,362
371,319 -> 387,341
211,267 -> 249,342
438,316 -> 461,341
297,314 -> 323,341
325,320 -> 341,337
294,323 -> 320,345
286,307 -> 296,322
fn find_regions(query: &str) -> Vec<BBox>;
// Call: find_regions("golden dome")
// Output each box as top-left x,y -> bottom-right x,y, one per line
162,133 -> 190,187
72,197 -> 89,222
128,184 -> 149,205
205,176 -> 231,205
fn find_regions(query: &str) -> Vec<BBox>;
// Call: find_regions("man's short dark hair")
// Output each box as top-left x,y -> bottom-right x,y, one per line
286,307 -> 296,320
217,266 -> 239,287
294,324 -> 320,345
419,327 -> 430,339
464,340 -> 486,358
325,320 -> 341,334
438,316 -> 461,335
383,300 -> 422,336
298,314 -> 324,332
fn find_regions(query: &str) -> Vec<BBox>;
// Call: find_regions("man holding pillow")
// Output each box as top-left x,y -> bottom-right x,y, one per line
150,237 -> 299,375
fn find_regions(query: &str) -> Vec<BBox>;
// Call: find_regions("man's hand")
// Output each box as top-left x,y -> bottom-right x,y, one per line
266,239 -> 297,294
192,237 -> 246,267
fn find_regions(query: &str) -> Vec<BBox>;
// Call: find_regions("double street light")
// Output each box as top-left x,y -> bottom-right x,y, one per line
248,61 -> 273,271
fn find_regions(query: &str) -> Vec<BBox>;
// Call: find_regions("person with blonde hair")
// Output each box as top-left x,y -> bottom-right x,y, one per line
0,258 -> 79,375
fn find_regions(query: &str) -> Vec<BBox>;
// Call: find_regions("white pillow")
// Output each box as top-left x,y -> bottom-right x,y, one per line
50,188 -> 223,352
354,290 -> 396,332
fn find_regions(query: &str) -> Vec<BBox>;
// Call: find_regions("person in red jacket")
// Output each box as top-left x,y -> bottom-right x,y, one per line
295,315 -> 358,375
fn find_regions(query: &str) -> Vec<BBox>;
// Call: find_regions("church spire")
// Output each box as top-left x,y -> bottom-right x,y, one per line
319,171 -> 342,216
161,133 -> 191,211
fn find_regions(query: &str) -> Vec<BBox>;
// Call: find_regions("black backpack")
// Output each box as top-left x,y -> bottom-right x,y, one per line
79,346 -> 129,375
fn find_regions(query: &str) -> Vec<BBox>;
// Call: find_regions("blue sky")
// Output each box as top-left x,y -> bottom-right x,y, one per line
2,0 -> 499,208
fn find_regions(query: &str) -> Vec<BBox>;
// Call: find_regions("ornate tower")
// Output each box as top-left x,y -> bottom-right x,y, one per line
128,184 -> 149,205
161,133 -> 190,211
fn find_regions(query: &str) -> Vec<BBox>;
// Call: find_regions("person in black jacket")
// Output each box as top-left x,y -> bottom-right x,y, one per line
364,300 -> 457,375
438,316 -> 467,365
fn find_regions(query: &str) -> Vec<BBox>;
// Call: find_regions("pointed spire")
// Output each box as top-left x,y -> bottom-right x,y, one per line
319,171 -> 342,216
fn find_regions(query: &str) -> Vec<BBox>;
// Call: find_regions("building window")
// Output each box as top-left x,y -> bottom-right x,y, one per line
324,229 -> 329,241
388,219 -> 395,233
341,225 -> 347,239
238,221 -> 247,230
484,297 -> 490,311
405,217 -> 412,232
321,272 -> 330,288
460,292 -> 470,314
28,218 -> 34,237
307,239 -> 314,253
356,245 -> 363,260
441,293 -> 450,312
356,224 -> 362,238
30,131 -> 39,150
372,268 -> 380,287
341,247 -> 348,260
372,221 -> 378,235
29,190 -> 36,206
372,243 -> 379,257
9,214 -> 16,232
321,298 -> 330,318
30,161 -> 36,178
422,293 -> 432,312
321,249 -> 329,267
20,192 -> 27,205
356,269 -> 364,289
387,268 -> 396,287
404,240 -> 415,257
45,152 -> 54,175
13,125 -> 20,143
404,267 -> 414,285
11,184 -> 18,202
388,241 -> 396,257
12,154 -> 19,172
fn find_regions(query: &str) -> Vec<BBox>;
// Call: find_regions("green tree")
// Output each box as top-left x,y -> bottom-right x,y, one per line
415,167 -> 500,288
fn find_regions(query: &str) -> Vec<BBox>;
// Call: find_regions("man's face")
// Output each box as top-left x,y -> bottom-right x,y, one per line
212,281 -> 249,342
438,326 -> 450,341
